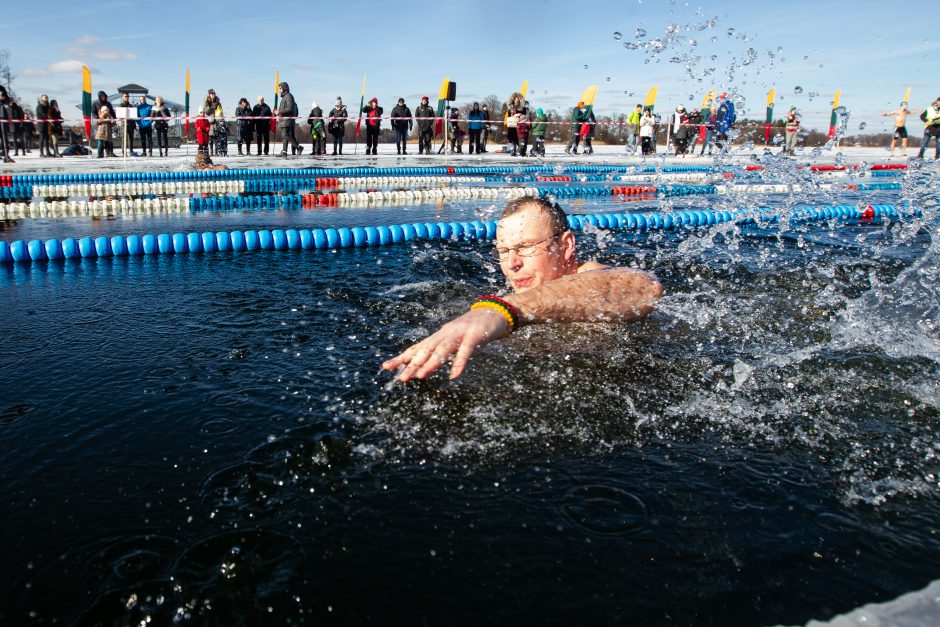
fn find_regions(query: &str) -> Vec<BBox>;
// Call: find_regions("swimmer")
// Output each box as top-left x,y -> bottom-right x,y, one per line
194,151 -> 227,170
882,103 -> 913,157
382,196 -> 663,381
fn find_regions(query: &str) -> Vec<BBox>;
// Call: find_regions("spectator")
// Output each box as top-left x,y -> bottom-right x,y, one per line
467,102 -> 485,154
252,96 -> 272,155
414,96 -> 434,155
328,97 -> 348,155
361,97 -> 383,155
235,97 -> 254,155
626,103 -> 642,151
639,107 -> 655,155
917,97 -> 940,160
10,100 -> 25,156
531,107 -> 548,157
481,103 -> 491,152
194,106 -> 210,154
117,92 -> 136,154
151,97 -> 171,157
582,106 -> 597,154
516,110 -> 531,157
783,106 -> 800,156
390,97 -> 412,155
214,108 -> 228,157
0,85 -> 14,162
685,107 -> 703,155
307,100 -> 326,156
137,96 -> 154,157
276,82 -> 302,156
91,91 -> 115,157
449,107 -> 463,153
48,99 -> 63,157
36,94 -> 52,158
565,101 -> 587,154
95,105 -> 115,158
715,92 -> 736,150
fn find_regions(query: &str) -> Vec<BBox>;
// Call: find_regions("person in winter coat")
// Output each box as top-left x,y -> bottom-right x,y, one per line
467,102 -> 485,154
639,108 -> 655,155
307,101 -> 326,155
516,111 -> 531,157
565,101 -> 587,154
95,105 -> 115,158
195,106 -> 210,154
390,98 -> 412,155
0,85 -> 13,162
715,92 -> 735,150
684,107 -> 703,154
917,97 -> 940,160
414,96 -> 435,155
582,107 -> 597,154
47,98 -> 63,158
449,108 -> 463,153
137,96 -> 154,157
361,97 -> 383,155
276,82 -> 302,156
151,97 -> 171,157
252,96 -> 272,155
783,106 -> 800,156
36,95 -> 52,157
531,108 -> 548,157
117,92 -> 136,154
699,111 -> 716,156
208,99 -> 224,156
626,103 -> 642,150
328,98 -> 348,155
235,98 -> 254,155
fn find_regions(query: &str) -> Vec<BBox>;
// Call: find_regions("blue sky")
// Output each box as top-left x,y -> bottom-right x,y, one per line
2,0 -> 937,136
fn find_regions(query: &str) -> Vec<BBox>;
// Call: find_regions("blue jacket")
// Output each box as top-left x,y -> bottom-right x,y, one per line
137,103 -> 153,128
716,100 -> 735,134
467,109 -> 485,130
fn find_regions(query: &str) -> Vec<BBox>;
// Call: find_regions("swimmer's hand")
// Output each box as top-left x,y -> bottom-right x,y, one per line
381,307 -> 511,381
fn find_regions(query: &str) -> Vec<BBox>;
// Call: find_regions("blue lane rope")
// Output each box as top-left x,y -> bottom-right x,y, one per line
0,204 -> 917,264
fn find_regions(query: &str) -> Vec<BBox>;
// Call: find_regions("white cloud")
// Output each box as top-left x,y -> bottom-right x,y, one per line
60,35 -> 137,61
20,60 -> 92,77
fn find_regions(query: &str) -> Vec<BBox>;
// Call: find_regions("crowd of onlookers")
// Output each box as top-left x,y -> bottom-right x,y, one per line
4,81 -> 940,162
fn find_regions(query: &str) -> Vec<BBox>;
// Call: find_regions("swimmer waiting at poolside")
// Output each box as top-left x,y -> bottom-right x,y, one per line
382,196 -> 663,381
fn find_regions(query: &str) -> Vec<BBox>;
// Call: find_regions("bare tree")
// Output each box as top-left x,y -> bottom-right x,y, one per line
0,50 -> 16,100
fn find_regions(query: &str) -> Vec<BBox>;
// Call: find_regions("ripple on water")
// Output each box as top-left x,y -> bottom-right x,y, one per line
562,484 -> 651,536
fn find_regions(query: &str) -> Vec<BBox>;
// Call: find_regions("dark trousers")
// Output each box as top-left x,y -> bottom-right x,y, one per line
419,129 -> 432,154
918,131 -> 940,159
468,129 -> 482,153
533,136 -> 545,156
156,127 -> 168,154
139,126 -> 153,154
641,136 -> 653,155
256,126 -> 270,154
280,122 -> 299,153
332,132 -> 343,154
366,125 -> 379,153
395,127 -> 409,153
125,124 -> 136,151
482,126 -> 489,151
39,126 -> 51,156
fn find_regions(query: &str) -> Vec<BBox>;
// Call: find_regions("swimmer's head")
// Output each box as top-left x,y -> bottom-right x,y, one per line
495,197 -> 577,293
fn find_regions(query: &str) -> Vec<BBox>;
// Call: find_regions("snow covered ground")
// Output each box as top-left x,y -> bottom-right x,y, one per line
0,142 -> 925,175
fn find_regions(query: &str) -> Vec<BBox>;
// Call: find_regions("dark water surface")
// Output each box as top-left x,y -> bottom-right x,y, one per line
1,184 -> 938,625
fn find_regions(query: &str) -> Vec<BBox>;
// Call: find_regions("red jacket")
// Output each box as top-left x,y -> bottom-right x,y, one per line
195,117 -> 210,144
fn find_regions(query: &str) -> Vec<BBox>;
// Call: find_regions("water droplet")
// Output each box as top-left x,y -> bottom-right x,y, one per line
794,86 -> 803,95
727,27 -> 735,36
613,31 -> 623,40
803,55 -> 809,60
635,28 -> 647,38
624,90 -> 629,95
710,35 -> 718,42
606,76 -> 612,82
689,38 -> 697,46
742,48 -> 757,65
858,122 -> 867,130
584,64 -> 589,70
623,41 -> 639,49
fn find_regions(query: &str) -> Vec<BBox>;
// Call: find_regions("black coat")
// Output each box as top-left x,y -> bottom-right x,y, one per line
235,105 -> 254,141
252,103 -> 272,132
328,106 -> 348,136
390,104 -> 412,131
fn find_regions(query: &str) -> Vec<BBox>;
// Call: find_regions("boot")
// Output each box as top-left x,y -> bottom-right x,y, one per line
296,145 -> 303,156
238,143 -> 243,155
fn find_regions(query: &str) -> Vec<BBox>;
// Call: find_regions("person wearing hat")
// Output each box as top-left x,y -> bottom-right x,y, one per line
95,105 -> 115,158
715,91 -> 736,150
92,91 -> 116,157
916,96 -> 940,160
467,102 -> 486,154
0,85 -> 13,162
252,96 -> 272,155
328,98 -> 348,155
390,97 -> 412,155
194,106 -> 210,155
480,103 -> 491,152
276,82 -> 302,157
667,105 -> 686,154
414,96 -> 435,155
565,101 -> 588,154
307,100 -> 326,156
531,108 -> 548,157
360,97 -> 383,155
783,106 -> 800,156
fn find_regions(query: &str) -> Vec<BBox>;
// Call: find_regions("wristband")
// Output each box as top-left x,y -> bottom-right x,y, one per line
470,295 -> 521,332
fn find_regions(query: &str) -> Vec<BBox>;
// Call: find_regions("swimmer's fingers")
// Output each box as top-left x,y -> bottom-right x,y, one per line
448,338 -> 478,380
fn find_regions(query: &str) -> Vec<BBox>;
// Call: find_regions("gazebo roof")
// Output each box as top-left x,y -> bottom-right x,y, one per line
117,83 -> 148,94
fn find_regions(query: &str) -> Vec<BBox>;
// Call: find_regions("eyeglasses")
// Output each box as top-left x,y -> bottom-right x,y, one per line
491,232 -> 563,261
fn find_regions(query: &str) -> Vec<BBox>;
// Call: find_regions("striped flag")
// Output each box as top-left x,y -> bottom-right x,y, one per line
828,89 -> 841,140
643,85 -> 659,113
184,68 -> 190,139
699,89 -> 715,142
435,76 -> 449,136
355,74 -> 367,139
81,65 -> 92,141
764,88 -> 775,144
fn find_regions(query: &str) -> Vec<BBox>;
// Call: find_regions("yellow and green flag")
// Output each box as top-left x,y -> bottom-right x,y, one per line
82,65 -> 92,140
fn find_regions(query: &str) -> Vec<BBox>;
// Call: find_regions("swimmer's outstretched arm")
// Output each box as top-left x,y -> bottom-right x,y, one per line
382,267 -> 662,381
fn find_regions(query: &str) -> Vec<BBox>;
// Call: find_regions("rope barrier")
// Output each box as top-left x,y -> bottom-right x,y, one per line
0,204 -> 917,264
